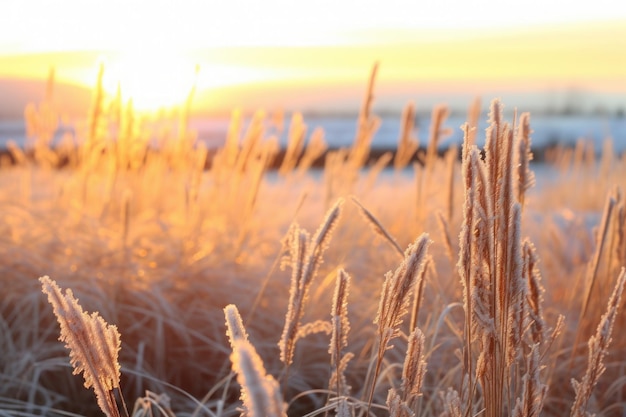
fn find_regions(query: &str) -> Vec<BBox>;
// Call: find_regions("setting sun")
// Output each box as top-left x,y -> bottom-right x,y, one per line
98,50 -> 198,111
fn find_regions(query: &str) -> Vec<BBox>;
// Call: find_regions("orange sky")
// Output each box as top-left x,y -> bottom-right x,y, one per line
1,0 -> 625,113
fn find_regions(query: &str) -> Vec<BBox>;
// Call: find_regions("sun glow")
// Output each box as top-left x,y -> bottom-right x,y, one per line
98,50 -> 199,112
0,0 -> 625,115
92,48 -> 293,113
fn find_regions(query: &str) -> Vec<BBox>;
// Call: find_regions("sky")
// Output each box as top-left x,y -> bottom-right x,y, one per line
0,0 -> 625,114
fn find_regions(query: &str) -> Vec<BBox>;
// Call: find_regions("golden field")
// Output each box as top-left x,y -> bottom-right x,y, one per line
1,66 -> 626,417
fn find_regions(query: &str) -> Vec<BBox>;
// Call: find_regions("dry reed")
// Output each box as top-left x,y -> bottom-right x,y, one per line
367,234 -> 431,412
456,99 -> 561,417
329,269 -> 352,398
350,196 -> 404,256
230,339 -> 287,417
394,102 -> 419,170
570,268 -> 626,417
39,276 -> 126,417
395,327 -> 427,414
279,199 -> 344,368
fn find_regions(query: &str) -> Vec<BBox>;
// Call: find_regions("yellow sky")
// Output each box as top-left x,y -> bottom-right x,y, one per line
1,0 -> 625,112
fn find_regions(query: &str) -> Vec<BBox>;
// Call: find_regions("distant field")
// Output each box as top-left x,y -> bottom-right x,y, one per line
2,112 -> 626,153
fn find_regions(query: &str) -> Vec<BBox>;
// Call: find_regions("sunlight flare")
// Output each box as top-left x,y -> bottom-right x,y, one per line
99,49 -> 198,111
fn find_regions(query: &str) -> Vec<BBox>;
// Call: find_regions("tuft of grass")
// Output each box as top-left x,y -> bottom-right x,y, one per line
570,268 -> 626,417
40,276 -> 127,417
229,339 -> 287,417
278,199 -> 344,371
367,234 -> 431,412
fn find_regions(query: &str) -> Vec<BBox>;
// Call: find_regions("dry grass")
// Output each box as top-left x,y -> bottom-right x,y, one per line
0,65 -> 625,417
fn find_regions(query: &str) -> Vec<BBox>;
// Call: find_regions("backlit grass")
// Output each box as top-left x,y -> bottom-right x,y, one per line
1,67 -> 625,417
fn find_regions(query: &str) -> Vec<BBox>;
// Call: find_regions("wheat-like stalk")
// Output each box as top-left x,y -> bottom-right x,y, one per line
512,343 -> 546,417
444,145 -> 458,221
367,233 -> 431,411
611,189 -> 625,273
399,327 -> 427,411
522,240 -> 546,345
515,112 -> 535,209
348,62 -> 380,170
87,62 -> 105,147
440,388 -> 463,417
279,223 -> 310,366
574,191 -> 617,353
457,123 -> 477,414
465,97 -> 481,147
224,304 -> 249,348
570,267 -> 626,417
350,196 -> 403,256
39,276 -> 125,417
279,199 -> 344,367
457,100 -> 555,417
296,127 -> 327,176
230,339 -> 287,417
394,101 -> 419,170
279,112 -> 307,176
387,327 -> 426,417
436,211 -> 455,265
425,104 -> 451,173
224,305 -> 286,416
329,269 -> 352,397
375,234 -> 431,348
409,254 -> 431,335
386,388 -> 409,417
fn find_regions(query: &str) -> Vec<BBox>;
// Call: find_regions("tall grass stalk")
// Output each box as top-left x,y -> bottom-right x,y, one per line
279,199 -> 344,370
279,112 -> 307,176
348,62 -> 379,170
388,327 -> 427,416
367,234 -> 431,413
351,196 -> 404,256
574,190 -> 617,354
230,339 -> 287,417
570,268 -> 626,417
456,99 -> 557,417
39,276 -> 127,417
394,102 -> 419,170
329,269 -> 352,399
